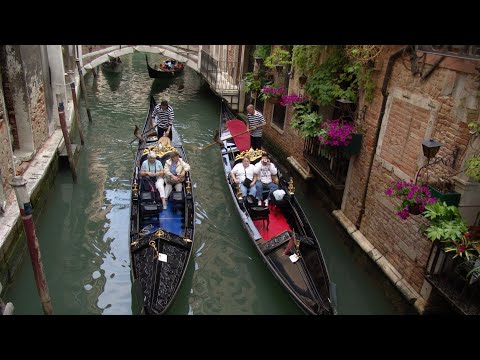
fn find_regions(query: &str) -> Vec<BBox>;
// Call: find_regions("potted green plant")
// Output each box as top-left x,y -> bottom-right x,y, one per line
264,47 -> 292,70
243,72 -> 262,94
423,201 -> 478,260
254,45 -> 271,64
465,154 -> 480,182
290,102 -> 324,137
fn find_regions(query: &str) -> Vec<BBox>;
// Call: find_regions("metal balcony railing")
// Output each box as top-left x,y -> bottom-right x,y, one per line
303,137 -> 350,189
425,243 -> 480,315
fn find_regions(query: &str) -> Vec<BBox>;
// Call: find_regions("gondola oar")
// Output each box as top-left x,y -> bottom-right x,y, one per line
194,123 -> 265,150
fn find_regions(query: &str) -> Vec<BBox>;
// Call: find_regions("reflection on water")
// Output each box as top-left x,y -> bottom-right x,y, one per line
5,52 -> 414,315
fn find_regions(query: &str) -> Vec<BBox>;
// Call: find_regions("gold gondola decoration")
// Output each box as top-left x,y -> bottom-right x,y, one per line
288,178 -> 295,195
236,183 -> 243,200
234,148 -> 266,162
132,167 -> 139,200
149,239 -> 159,260
185,173 -> 192,194
142,142 -> 177,158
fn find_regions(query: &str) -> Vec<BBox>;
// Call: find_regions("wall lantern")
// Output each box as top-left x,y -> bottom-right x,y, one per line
422,139 -> 442,159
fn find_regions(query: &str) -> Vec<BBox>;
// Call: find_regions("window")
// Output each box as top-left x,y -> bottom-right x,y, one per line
272,103 -> 286,129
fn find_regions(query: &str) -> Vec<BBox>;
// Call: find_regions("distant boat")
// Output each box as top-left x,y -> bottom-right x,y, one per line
218,100 -> 337,315
146,55 -> 184,78
102,57 -> 123,73
129,96 -> 195,315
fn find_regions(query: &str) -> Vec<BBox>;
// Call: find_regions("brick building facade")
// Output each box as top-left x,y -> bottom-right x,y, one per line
257,45 -> 480,310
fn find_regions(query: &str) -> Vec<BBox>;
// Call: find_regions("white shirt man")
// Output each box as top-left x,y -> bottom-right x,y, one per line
230,157 -> 257,198
253,155 -> 279,206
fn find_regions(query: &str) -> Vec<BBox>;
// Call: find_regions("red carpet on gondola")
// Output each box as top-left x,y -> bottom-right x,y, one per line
253,205 -> 292,241
227,119 -> 251,152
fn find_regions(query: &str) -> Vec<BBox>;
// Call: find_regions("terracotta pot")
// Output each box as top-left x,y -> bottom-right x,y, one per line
268,97 -> 282,104
408,203 -> 424,215
299,74 -> 307,86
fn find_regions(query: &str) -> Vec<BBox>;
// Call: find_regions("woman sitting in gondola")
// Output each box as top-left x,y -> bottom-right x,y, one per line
164,151 -> 191,199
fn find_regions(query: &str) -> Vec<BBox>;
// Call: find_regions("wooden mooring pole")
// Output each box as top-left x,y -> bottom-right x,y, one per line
0,282 -> 14,315
56,95 -> 78,183
9,176 -> 53,315
68,71 -> 85,145
75,58 -> 93,123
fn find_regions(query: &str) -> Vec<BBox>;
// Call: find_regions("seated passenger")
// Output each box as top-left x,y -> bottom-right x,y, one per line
140,151 -> 167,210
230,156 -> 257,198
164,151 -> 191,199
253,153 -> 279,207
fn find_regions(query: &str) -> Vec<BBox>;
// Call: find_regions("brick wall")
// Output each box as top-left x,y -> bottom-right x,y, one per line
30,84 -> 48,150
342,45 -> 479,294
262,46 -> 309,170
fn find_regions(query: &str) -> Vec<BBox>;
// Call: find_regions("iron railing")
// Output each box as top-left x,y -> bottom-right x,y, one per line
303,137 -> 350,189
425,243 -> 480,314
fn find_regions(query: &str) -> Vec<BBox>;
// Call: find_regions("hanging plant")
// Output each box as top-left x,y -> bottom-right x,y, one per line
290,102 -> 324,137
292,45 -> 323,77
243,72 -> 262,93
345,45 -> 383,64
254,45 -> 271,60
465,155 -> 480,182
264,47 -> 292,70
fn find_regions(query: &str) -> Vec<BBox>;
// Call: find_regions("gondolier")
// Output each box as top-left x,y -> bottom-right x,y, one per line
151,100 -> 174,141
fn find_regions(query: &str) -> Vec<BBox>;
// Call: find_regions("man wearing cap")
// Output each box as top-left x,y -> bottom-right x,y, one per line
140,150 -> 167,210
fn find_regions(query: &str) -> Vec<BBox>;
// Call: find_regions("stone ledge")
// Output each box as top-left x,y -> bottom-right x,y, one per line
352,230 -> 375,254
287,156 -> 314,181
332,209 -> 357,234
376,256 -> 402,284
331,209 -> 426,314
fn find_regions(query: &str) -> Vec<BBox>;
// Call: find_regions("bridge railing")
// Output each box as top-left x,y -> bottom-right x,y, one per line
200,50 -> 240,94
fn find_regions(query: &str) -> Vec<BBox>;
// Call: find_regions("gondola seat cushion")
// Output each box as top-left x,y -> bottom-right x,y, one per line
171,191 -> 184,210
141,203 -> 161,219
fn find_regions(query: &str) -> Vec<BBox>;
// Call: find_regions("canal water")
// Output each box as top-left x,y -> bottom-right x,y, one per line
5,52 -> 415,315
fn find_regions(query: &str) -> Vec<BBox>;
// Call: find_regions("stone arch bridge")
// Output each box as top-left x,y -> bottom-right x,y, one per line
81,45 -> 241,110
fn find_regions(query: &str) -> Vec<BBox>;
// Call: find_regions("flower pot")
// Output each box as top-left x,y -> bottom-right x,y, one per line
340,133 -> 363,158
255,57 -> 264,66
427,185 -> 461,207
408,203 -> 424,215
268,97 -> 282,104
299,74 -> 307,86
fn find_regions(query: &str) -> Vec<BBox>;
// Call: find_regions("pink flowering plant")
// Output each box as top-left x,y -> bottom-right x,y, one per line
260,85 -> 286,101
280,93 -> 308,106
317,119 -> 355,147
386,180 -> 437,220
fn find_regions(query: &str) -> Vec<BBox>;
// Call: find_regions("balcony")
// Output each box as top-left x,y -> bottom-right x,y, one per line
303,137 -> 350,189
425,244 -> 480,315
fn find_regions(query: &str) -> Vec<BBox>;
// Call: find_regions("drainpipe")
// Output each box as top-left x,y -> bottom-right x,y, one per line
355,46 -> 408,229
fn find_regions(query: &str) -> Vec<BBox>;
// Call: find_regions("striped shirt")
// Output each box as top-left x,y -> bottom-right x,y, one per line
152,105 -> 174,128
247,110 -> 265,137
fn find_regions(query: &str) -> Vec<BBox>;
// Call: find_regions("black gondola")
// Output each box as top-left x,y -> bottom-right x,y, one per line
101,57 -> 123,73
129,96 -> 195,315
218,101 -> 337,315
146,55 -> 184,78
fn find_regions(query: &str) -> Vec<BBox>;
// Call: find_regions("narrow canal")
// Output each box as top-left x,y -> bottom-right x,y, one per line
5,52 -> 416,315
